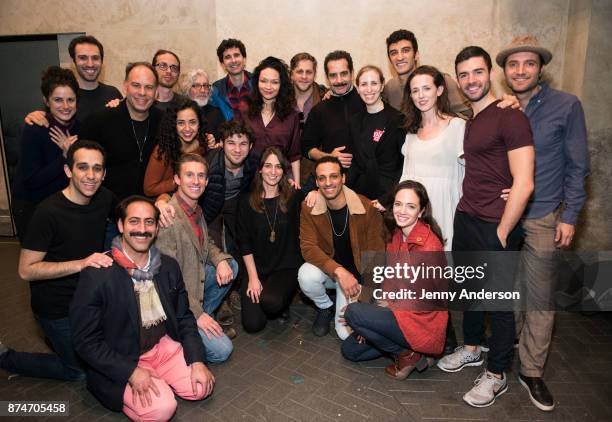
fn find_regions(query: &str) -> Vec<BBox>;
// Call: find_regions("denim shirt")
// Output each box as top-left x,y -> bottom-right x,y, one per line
523,83 -> 590,225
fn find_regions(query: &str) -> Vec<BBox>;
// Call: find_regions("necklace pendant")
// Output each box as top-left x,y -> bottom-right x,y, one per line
270,230 -> 276,243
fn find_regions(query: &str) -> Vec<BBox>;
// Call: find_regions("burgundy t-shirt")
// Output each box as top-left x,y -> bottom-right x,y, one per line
458,100 -> 533,222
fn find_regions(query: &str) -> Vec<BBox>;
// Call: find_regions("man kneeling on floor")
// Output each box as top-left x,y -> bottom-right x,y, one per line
299,156 -> 385,339
70,196 -> 214,421
156,153 -> 237,363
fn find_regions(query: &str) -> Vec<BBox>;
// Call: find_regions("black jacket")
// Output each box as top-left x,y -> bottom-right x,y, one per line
70,255 -> 204,412
80,101 -> 162,200
346,104 -> 405,201
200,147 -> 259,223
300,88 -> 365,157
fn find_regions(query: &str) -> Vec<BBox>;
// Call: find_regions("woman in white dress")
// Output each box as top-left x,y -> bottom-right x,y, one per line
400,65 -> 465,250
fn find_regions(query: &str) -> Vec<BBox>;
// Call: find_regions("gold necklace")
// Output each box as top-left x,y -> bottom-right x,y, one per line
263,197 -> 279,243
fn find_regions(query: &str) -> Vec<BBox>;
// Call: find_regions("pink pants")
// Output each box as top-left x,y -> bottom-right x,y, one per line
123,335 -> 209,422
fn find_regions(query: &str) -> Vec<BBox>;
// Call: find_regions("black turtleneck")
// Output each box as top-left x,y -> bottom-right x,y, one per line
300,87 -> 365,157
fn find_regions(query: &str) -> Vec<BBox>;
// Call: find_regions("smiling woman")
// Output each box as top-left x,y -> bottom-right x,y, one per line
11,66 -> 80,242
143,98 -> 207,197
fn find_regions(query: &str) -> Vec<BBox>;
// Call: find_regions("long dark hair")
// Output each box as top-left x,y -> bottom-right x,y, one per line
249,146 -> 294,213
383,180 -> 445,245
156,98 -> 206,166
248,56 -> 295,121
401,65 -> 453,134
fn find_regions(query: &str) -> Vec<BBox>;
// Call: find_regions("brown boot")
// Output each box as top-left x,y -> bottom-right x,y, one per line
384,350 -> 429,380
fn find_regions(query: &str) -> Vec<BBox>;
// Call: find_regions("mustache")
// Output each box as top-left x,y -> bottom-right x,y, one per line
333,82 -> 348,87
128,232 -> 153,238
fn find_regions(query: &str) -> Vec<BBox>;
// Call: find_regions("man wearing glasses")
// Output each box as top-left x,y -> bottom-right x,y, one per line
151,49 -> 188,112
184,69 -> 224,145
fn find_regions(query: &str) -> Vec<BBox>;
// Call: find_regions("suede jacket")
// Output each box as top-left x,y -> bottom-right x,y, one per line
300,186 -> 385,277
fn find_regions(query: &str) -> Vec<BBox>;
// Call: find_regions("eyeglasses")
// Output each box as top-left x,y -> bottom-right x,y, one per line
155,62 -> 180,74
191,83 -> 211,90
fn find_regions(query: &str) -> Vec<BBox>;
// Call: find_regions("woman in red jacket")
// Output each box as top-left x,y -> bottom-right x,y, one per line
342,180 -> 448,379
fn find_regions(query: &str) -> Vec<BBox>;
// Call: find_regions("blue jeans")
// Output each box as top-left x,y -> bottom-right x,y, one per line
203,259 -> 239,315
0,315 -> 85,381
198,328 -> 233,364
341,303 -> 410,362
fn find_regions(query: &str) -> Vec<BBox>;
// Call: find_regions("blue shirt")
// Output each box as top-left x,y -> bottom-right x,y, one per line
523,83 -> 589,225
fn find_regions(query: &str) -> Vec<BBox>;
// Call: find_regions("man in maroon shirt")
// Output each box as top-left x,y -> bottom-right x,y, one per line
437,46 -> 534,408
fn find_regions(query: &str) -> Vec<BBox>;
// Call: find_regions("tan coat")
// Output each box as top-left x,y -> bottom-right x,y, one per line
155,195 -> 231,318
300,186 -> 385,277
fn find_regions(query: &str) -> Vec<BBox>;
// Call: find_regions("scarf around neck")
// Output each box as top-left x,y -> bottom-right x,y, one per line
111,236 -> 166,328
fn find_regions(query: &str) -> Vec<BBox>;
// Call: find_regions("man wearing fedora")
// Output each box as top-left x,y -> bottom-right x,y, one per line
496,36 -> 590,411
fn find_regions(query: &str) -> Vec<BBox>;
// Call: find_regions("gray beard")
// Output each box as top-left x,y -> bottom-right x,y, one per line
194,97 -> 209,106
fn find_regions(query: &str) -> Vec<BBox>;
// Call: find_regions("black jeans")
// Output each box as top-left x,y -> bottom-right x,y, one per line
341,302 -> 410,362
453,211 -> 523,374
240,268 -> 298,333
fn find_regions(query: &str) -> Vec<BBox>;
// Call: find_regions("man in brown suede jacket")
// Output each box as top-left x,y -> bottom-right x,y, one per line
298,156 -> 385,339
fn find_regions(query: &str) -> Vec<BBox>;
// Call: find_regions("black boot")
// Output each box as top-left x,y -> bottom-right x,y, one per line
312,306 -> 334,336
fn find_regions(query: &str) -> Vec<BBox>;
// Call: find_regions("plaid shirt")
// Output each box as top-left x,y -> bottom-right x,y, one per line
175,193 -> 204,247
227,72 -> 251,119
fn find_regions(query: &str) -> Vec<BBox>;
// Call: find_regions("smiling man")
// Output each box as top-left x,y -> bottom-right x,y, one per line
437,46 -> 535,409
70,196 -> 214,421
496,35 -> 589,412
80,62 -> 162,200
211,39 -> 253,120
1,140 -> 113,381
298,156 -> 384,339
382,29 -> 469,115
300,50 -> 365,172
155,154 -> 238,364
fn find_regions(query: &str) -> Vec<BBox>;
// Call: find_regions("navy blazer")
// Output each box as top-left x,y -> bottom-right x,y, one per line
70,254 -> 204,411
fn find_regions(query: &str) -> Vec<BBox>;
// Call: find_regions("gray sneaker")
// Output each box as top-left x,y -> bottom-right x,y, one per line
463,370 -> 508,407
437,345 -> 483,372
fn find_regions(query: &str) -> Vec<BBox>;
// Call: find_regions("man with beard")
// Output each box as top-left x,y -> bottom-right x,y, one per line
496,36 -> 589,412
70,196 -> 214,421
211,38 -> 252,121
151,49 -> 188,112
437,46 -> 534,409
298,156 -> 384,339
382,29 -> 469,115
300,51 -> 365,172
80,62 -> 162,200
0,140 -> 113,381
24,35 -> 122,125
184,69 -> 224,145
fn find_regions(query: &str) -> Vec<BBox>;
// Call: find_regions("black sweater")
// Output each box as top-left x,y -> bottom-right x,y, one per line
236,191 -> 304,279
300,88 -> 365,157
346,104 -> 406,201
80,101 -> 162,200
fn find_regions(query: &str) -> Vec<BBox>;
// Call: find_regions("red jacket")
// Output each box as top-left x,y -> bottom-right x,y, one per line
386,221 -> 448,355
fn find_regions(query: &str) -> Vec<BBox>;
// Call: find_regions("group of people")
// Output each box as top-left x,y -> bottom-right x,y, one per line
0,28 -> 589,421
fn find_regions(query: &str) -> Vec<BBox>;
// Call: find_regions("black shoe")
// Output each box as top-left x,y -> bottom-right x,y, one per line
312,306 -> 334,336
518,373 -> 555,411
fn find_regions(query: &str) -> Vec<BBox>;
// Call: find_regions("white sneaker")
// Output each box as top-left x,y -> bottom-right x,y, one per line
437,345 -> 483,373
463,370 -> 508,407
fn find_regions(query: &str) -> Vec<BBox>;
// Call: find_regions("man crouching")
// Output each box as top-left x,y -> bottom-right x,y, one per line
70,196 -> 214,421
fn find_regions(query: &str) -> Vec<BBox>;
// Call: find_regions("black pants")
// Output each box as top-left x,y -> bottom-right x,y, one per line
453,211 -> 523,374
240,268 -> 298,333
11,198 -> 37,243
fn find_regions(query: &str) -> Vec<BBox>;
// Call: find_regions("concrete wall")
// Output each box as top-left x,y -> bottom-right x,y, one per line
0,0 -> 610,249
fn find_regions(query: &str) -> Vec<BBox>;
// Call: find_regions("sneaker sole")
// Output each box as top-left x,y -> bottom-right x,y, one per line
463,383 -> 508,408
518,376 -> 555,411
437,357 -> 484,373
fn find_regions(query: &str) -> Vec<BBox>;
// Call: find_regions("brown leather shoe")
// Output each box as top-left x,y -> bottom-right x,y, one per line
385,350 -> 429,380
